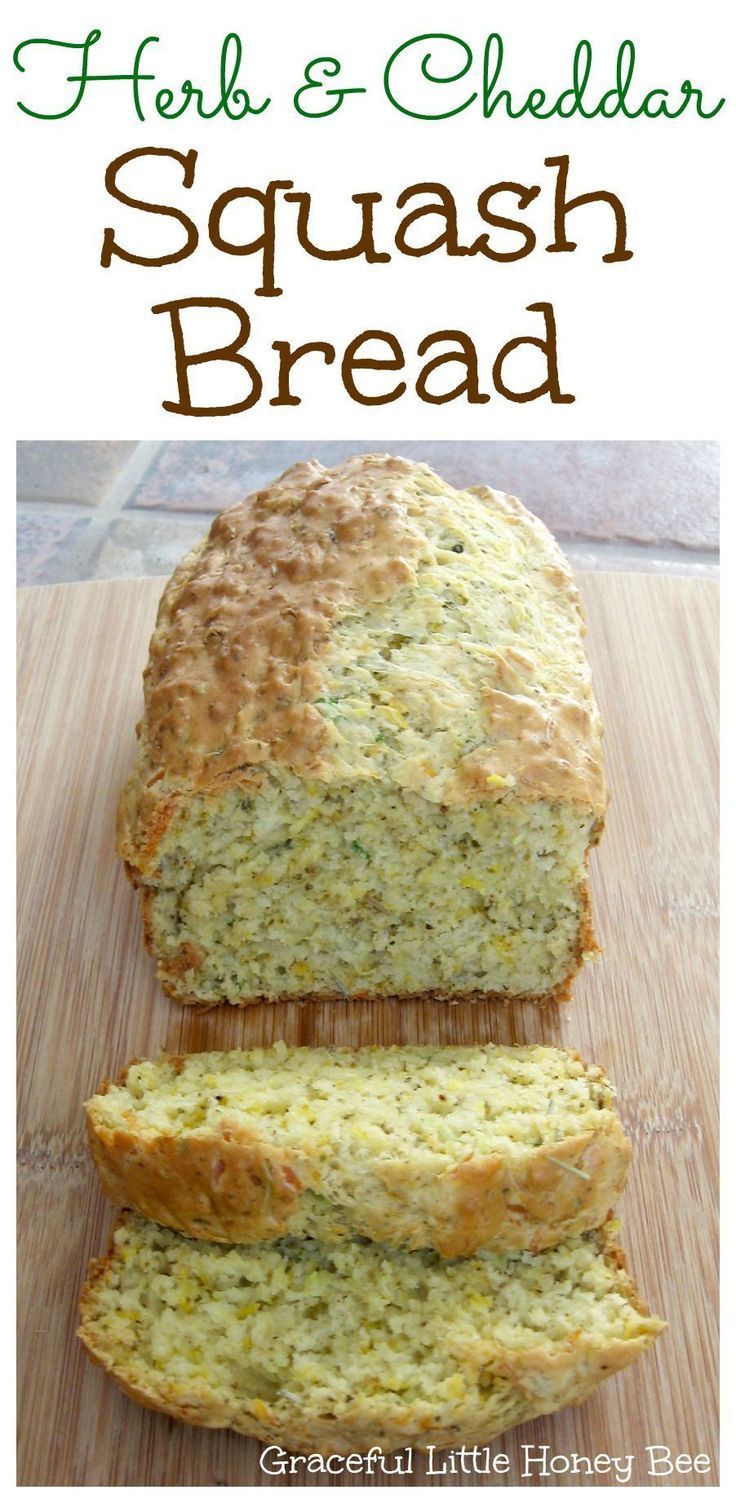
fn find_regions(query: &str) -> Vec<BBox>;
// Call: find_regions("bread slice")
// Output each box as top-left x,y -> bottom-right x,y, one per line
86,1043 -> 630,1257
79,1212 -> 662,1454
117,454 -> 606,1006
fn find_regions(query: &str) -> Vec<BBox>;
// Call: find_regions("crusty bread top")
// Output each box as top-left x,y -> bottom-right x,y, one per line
119,455 -> 605,867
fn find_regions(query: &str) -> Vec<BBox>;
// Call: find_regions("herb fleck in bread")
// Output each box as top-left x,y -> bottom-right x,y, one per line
118,454 -> 606,1005
86,1043 -> 630,1257
79,1213 -> 662,1454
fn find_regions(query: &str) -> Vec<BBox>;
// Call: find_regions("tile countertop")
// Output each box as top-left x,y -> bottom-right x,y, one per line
17,440 -> 718,587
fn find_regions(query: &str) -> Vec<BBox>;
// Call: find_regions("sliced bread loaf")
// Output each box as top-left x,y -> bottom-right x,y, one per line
79,1212 -> 662,1454
117,454 -> 606,1006
86,1042 -> 630,1256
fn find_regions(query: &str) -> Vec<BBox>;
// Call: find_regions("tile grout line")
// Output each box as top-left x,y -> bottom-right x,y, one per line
94,440 -> 167,514
562,541 -> 720,568
17,498 -> 219,523
18,442 -> 169,585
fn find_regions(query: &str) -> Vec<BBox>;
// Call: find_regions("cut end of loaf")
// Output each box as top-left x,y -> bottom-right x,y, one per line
139,775 -> 598,1005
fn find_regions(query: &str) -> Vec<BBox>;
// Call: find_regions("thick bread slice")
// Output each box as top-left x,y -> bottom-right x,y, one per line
86,1043 -> 630,1257
79,1212 -> 663,1455
117,454 -> 606,1007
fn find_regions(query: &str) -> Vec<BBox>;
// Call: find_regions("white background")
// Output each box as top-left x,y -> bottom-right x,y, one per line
2,0 -> 732,438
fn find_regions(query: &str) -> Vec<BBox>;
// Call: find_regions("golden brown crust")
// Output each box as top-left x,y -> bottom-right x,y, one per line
454,692 -> 604,813
118,456 -> 607,873
145,459 -> 428,786
86,1113 -> 306,1244
77,1218 -> 663,1455
437,1123 -> 631,1258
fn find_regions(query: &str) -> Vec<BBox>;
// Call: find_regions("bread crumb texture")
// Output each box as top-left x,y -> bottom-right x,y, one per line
87,1043 -> 631,1255
118,455 -> 606,1004
79,1213 -> 663,1454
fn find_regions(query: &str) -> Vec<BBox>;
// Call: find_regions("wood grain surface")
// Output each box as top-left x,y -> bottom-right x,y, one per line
17,572 -> 719,1488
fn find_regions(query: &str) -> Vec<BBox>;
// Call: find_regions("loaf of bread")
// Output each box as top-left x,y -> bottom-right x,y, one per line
86,1042 -> 630,1256
79,1212 -> 662,1454
118,454 -> 606,1005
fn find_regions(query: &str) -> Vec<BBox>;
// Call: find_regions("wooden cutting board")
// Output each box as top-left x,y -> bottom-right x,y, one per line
17,571 -> 719,1488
